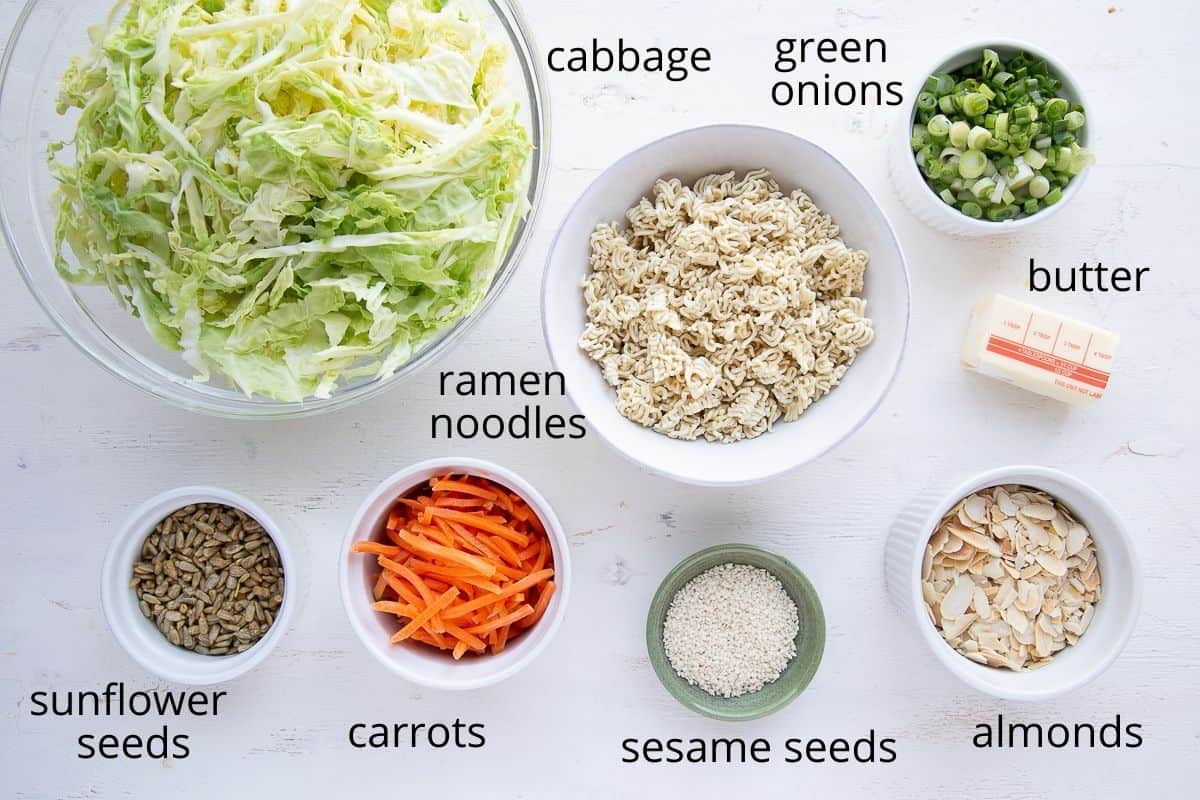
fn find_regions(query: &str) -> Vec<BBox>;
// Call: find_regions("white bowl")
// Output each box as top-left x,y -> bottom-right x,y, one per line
542,124 -> 910,487
101,487 -> 298,685
885,465 -> 1141,701
340,458 -> 571,690
889,39 -> 1093,237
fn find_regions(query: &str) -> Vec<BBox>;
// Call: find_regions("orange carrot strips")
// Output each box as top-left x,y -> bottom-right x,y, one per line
465,604 -> 533,635
372,601 -> 420,617
396,530 -> 497,577
379,556 -> 435,607
443,622 -> 487,653
391,587 -> 459,644
442,568 -> 553,621
521,581 -> 556,630
423,506 -> 530,547
353,541 -> 403,558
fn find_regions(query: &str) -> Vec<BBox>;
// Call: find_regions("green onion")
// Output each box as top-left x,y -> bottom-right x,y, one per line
1027,175 -> 1051,199
927,114 -> 951,139
949,121 -> 970,148
967,125 -> 991,150
1044,97 -> 1068,121
926,73 -> 955,95
962,92 -> 989,116
971,177 -> 997,199
909,47 -> 1093,221
911,123 -> 930,150
958,150 -> 987,179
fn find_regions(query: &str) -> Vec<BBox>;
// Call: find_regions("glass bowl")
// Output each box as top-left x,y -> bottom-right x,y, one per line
0,0 -> 549,418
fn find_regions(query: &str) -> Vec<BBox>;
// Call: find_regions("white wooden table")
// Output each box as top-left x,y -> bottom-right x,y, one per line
2,1 -> 1197,797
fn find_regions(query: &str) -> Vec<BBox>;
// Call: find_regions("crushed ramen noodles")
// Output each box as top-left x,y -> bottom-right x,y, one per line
579,169 -> 874,442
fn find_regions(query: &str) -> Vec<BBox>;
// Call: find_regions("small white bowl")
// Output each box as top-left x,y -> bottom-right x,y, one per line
101,487 -> 297,686
542,124 -> 910,487
885,465 -> 1141,701
889,39 -> 1093,237
340,458 -> 571,690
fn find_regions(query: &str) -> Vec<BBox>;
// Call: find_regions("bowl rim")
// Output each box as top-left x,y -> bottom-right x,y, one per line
897,38 -> 1093,233
540,123 -> 911,487
905,464 -> 1142,701
338,456 -> 571,690
0,0 -> 551,419
100,486 -> 297,686
645,543 -> 826,721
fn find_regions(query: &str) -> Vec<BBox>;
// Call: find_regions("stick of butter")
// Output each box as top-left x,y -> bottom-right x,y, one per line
961,294 -> 1119,405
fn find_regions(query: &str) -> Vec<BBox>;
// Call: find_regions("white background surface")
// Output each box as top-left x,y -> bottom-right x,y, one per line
2,1 -> 1198,797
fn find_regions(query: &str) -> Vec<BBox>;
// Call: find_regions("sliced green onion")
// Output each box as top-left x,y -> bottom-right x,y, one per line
911,123 -> 930,150
917,92 -> 937,113
958,150 -> 988,179
1044,97 -> 1069,121
1065,110 -> 1086,130
962,92 -> 989,116
966,125 -> 991,150
971,177 -> 997,199
1044,187 -> 1064,205
949,120 -> 970,148
961,201 -> 983,218
1028,175 -> 1050,198
1023,148 -> 1047,170
989,177 -> 1008,205
995,112 -> 1010,140
926,73 -> 955,95
1008,158 -> 1034,189
939,188 -> 956,204
927,114 -> 951,139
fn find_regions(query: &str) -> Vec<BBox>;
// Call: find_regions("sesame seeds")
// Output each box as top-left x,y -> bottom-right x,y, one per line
662,563 -> 799,698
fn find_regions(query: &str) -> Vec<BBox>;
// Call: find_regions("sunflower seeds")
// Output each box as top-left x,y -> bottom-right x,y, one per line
921,485 -> 1100,671
131,503 -> 284,657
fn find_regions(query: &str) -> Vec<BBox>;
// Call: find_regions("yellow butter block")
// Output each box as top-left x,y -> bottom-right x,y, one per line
962,295 -> 1119,405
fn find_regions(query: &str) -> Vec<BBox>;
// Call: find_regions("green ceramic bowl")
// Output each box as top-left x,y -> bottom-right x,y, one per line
646,544 -> 826,721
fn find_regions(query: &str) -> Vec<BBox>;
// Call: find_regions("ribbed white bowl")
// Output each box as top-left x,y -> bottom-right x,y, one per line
886,465 -> 1141,700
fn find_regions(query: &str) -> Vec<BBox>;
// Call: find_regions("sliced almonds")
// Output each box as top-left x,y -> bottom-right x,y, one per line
922,485 -> 1100,672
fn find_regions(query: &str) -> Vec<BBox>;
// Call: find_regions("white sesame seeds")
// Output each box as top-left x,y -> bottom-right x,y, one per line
662,563 -> 799,698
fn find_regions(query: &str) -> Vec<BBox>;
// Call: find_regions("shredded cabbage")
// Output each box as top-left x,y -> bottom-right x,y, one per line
50,0 -> 531,401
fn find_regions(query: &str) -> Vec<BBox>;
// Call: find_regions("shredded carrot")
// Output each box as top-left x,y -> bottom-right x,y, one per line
521,581 -> 556,630
353,541 -> 403,558
379,556 -> 435,607
391,587 -> 459,644
486,534 -> 523,568
465,604 -> 534,635
424,506 -> 530,547
353,473 -> 556,659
